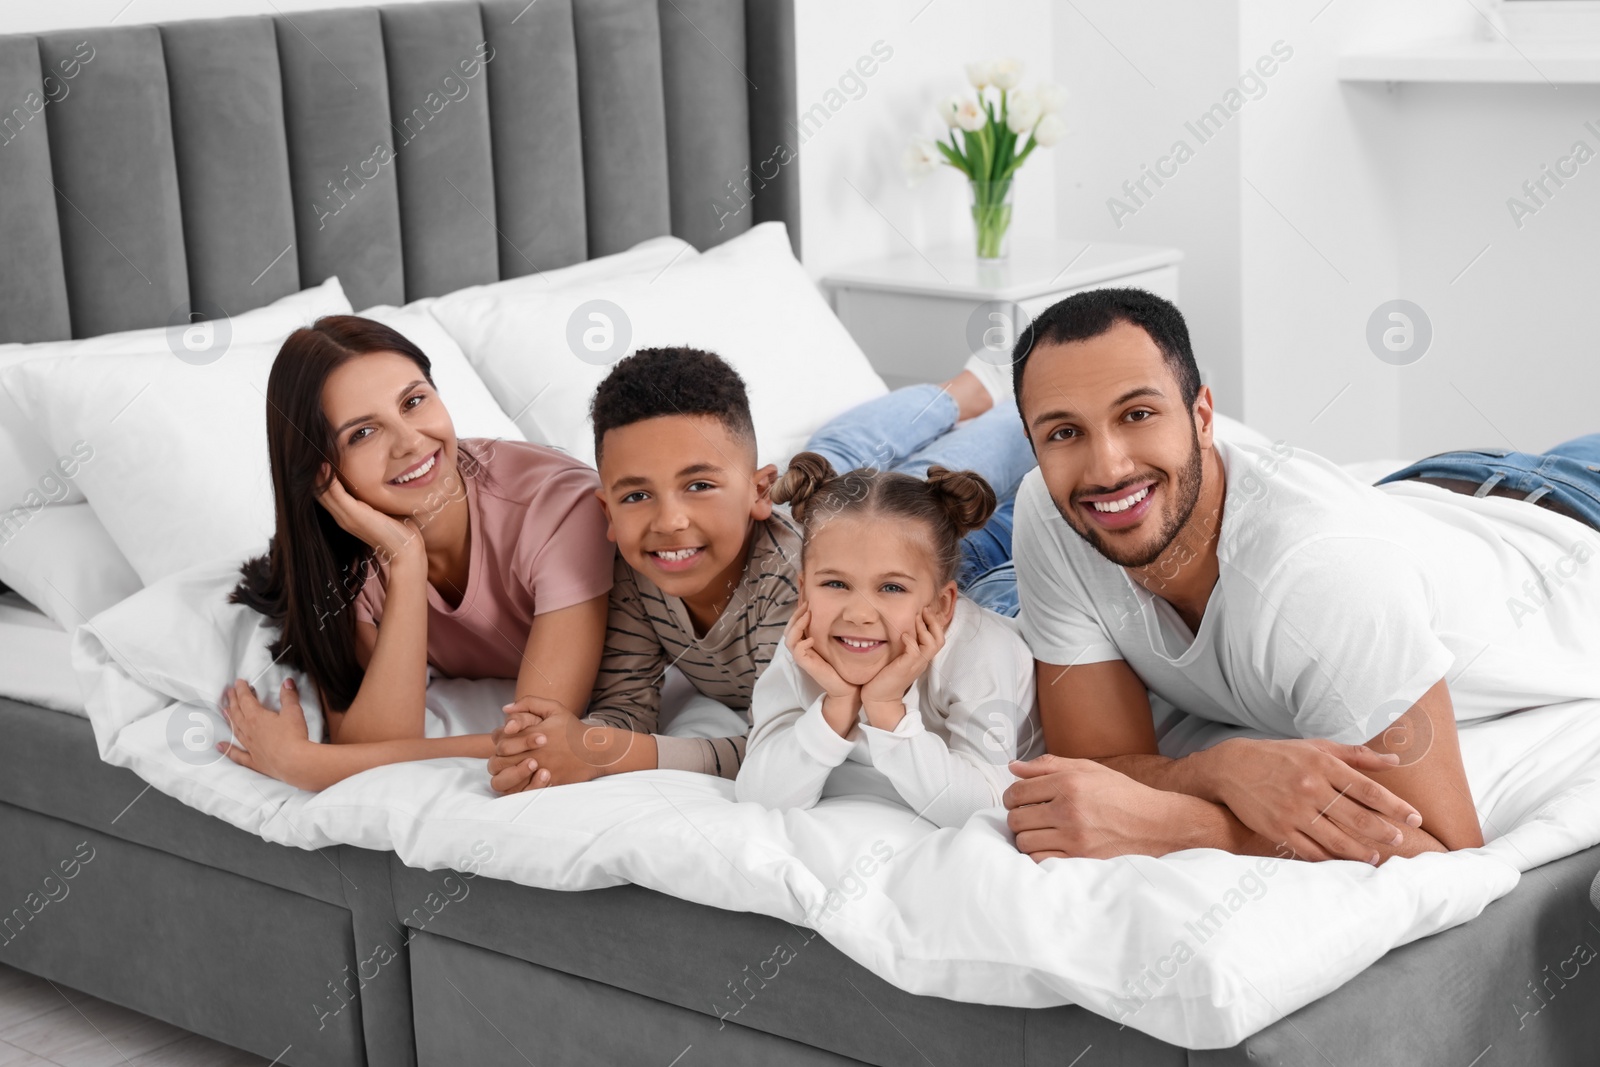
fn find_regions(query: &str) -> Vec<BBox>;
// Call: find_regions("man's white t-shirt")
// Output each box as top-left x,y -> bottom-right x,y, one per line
1013,437 -> 1600,745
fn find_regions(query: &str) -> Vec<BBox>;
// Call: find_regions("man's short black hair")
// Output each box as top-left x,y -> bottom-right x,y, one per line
1012,287 -> 1202,411
590,346 -> 757,467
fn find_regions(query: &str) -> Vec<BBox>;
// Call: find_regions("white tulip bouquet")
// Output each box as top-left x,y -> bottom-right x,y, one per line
905,59 -> 1067,260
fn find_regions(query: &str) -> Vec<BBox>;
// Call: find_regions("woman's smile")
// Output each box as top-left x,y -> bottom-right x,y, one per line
388,449 -> 441,489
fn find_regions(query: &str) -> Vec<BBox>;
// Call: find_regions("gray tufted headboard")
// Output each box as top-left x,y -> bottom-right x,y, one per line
0,0 -> 798,344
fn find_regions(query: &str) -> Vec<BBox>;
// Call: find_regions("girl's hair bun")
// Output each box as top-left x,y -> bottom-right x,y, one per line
771,451 -> 839,523
924,465 -> 997,537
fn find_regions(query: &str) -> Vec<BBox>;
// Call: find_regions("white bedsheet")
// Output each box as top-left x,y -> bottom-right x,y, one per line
72,558 -> 1600,1049
0,593 -> 86,715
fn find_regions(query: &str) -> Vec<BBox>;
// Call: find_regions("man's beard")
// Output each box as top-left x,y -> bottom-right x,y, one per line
1054,425 -> 1204,569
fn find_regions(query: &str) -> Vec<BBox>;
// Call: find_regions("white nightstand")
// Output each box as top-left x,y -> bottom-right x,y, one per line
822,240 -> 1183,390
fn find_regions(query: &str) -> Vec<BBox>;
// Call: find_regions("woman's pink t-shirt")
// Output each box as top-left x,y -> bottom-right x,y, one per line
353,439 -> 615,679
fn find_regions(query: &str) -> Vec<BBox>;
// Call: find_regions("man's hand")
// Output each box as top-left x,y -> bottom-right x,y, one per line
1003,755 -> 1198,861
1198,737 -> 1421,864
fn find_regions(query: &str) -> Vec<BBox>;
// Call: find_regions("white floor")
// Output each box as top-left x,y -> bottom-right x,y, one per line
0,963 -> 271,1066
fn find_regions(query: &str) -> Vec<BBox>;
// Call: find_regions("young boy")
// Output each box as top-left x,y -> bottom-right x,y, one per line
488,347 -> 1030,790
488,348 -> 800,789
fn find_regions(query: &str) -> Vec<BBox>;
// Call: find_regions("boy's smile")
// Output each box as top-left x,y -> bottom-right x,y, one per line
646,544 -> 706,571
596,414 -> 778,633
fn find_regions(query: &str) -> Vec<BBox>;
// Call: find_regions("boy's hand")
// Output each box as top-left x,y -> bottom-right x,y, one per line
487,697 -> 569,794
218,677 -> 314,787
513,711 -> 638,787
859,604 -> 946,729
786,596 -> 862,738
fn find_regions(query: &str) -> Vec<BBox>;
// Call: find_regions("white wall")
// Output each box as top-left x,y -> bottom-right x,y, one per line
1234,0 -> 1600,461
1049,0 -> 1244,418
1234,0 -> 1469,462
1388,80 -> 1600,457
792,0 -> 1056,281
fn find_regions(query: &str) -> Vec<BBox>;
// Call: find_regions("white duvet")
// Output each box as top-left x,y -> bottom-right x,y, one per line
73,558 -> 1600,1050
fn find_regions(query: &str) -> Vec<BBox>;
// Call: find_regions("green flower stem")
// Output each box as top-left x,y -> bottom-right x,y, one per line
970,178 -> 1013,260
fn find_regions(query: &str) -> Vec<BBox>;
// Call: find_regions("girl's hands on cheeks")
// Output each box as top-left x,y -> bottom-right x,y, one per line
785,595 -> 861,739
859,603 -> 946,730
218,677 -> 315,790
316,463 -> 424,565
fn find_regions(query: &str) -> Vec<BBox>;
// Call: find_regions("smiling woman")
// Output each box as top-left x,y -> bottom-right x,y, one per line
224,315 -> 615,791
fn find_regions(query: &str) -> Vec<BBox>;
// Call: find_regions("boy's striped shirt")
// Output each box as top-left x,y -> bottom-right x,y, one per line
584,507 -> 804,777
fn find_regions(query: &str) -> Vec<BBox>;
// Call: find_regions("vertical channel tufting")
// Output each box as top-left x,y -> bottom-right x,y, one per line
276,8 -> 405,311
38,28 -> 188,338
162,16 -> 300,317
743,0 -> 799,255
570,0 -> 672,255
0,35 -> 71,342
657,0 -> 751,250
480,0 -> 587,276
380,2 -> 499,301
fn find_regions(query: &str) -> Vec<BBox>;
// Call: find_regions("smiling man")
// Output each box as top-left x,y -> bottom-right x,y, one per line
1000,288 -> 1600,865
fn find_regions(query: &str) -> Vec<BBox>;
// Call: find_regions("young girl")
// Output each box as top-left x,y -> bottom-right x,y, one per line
735,453 -> 1043,828
220,316 -> 615,791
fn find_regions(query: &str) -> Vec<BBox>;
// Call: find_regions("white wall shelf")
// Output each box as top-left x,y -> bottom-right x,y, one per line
1338,38 -> 1600,84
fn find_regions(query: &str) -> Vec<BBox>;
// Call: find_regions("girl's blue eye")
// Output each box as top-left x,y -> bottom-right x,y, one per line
821,579 -> 846,590
880,583 -> 906,594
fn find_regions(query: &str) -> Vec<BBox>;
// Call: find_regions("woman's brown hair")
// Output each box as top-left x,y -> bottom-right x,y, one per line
230,315 -> 488,711
771,452 -> 997,583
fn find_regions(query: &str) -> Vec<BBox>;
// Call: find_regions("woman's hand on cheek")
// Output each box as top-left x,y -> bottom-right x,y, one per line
219,678 -> 314,788
315,463 -> 425,565
859,604 -> 946,727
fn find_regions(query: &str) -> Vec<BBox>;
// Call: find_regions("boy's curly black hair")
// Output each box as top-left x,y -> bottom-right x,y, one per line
590,347 -> 758,466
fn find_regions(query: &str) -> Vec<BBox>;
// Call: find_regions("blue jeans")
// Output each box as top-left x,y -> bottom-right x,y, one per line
967,433 -> 1600,623
1376,434 -> 1600,531
804,383 -> 1035,602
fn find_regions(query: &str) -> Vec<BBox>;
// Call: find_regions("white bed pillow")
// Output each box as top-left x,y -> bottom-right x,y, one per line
0,502 -> 143,628
430,225 -> 888,469
426,234 -> 696,449
354,301 -> 525,443
2,341 -> 285,584
0,277 -> 350,511
0,278 -> 351,618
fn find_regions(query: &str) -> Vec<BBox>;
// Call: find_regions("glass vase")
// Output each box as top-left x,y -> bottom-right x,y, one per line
969,178 -> 1014,262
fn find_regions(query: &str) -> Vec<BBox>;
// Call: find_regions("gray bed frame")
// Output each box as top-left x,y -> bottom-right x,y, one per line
1,2 -> 1598,1063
